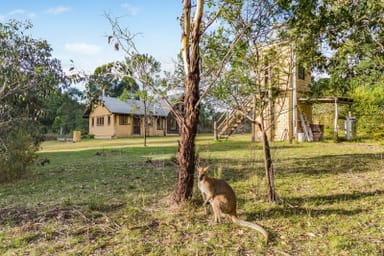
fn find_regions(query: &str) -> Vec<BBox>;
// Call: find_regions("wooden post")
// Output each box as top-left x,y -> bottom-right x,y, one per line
73,131 -> 81,142
251,96 -> 256,142
214,121 -> 218,140
292,42 -> 297,141
334,97 -> 339,142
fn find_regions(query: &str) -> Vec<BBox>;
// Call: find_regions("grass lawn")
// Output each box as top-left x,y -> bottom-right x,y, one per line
0,134 -> 383,255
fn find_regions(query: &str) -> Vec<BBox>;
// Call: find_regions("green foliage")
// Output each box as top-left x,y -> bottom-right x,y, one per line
203,0 -> 287,112
40,88 -> 88,135
198,102 -> 216,132
352,85 -> 384,139
0,20 -> 66,181
86,61 -> 139,99
0,130 -> 38,183
282,0 -> 384,88
310,78 -> 332,97
282,0 -> 384,140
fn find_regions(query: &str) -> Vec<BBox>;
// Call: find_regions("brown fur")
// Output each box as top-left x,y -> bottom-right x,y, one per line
197,166 -> 269,242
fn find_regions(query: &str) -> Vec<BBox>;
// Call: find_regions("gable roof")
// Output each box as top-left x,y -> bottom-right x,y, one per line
101,96 -> 170,117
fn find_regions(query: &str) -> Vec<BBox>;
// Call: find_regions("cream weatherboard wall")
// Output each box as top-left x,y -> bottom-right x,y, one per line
257,42 -> 313,141
114,114 -> 133,137
89,105 -> 115,138
88,105 -> 169,139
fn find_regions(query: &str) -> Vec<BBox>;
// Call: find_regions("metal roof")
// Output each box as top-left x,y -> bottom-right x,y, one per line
101,96 -> 170,117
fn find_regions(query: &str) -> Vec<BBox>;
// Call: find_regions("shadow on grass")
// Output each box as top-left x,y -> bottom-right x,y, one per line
277,152 -> 384,177
284,189 -> 384,207
244,189 -> 384,222
203,140 -> 304,153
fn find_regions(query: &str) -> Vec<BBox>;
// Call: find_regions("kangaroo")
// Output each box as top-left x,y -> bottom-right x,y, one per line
197,166 -> 269,242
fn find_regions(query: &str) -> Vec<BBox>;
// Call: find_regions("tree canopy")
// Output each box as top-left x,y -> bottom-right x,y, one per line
282,0 -> 384,138
86,62 -> 139,100
0,20 -> 66,181
282,0 -> 384,93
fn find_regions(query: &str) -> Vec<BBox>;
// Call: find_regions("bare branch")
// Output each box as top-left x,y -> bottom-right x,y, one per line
105,13 -> 141,56
0,82 -> 19,101
136,77 -> 184,124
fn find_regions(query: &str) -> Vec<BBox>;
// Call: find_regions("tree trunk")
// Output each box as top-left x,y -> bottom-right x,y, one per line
258,123 -> 277,203
144,100 -> 147,147
173,0 -> 203,204
173,71 -> 200,204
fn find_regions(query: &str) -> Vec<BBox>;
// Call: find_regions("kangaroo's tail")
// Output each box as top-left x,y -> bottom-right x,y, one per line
232,216 -> 269,242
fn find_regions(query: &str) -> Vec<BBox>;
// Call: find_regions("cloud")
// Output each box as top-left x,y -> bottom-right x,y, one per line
0,9 -> 36,21
8,9 -> 27,16
46,6 -> 70,15
64,43 -> 102,55
121,3 -> 140,16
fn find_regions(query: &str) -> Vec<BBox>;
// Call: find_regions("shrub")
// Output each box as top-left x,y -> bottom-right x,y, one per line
0,130 -> 38,183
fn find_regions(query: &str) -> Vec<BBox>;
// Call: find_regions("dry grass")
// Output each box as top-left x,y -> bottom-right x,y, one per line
0,134 -> 383,255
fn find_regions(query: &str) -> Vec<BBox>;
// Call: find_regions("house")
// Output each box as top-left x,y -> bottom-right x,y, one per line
83,96 -> 178,138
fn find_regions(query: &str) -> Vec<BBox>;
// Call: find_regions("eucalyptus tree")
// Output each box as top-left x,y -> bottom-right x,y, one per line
124,54 -> 160,147
105,2 -> 203,203
86,62 -> 139,99
0,20 -> 66,181
281,0 -> 384,94
107,0 -> 284,203
202,0 -> 285,202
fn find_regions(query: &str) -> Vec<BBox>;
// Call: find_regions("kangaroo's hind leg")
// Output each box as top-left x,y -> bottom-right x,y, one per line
210,199 -> 222,223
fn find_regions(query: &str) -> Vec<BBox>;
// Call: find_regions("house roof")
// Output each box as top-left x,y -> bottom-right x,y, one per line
101,96 -> 170,117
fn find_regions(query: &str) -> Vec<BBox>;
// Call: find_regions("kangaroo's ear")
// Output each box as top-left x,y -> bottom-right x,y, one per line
203,166 -> 209,173
196,154 -> 200,167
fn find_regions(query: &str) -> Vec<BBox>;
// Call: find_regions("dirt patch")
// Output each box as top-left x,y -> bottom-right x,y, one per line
0,206 -> 104,226
0,207 -> 39,226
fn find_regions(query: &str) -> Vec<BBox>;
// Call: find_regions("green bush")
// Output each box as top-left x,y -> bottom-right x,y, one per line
0,130 -> 38,183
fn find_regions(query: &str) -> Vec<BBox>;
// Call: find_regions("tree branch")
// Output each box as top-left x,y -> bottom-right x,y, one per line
182,0 -> 192,76
105,13 -> 141,56
201,6 -> 222,35
136,77 -> 184,124
195,22 -> 251,109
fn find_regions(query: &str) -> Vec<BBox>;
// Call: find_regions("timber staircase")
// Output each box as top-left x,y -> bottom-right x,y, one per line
299,110 -> 313,142
216,97 -> 253,139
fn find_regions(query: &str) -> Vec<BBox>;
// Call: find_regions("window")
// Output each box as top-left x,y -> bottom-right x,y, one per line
119,115 -> 129,125
298,64 -> 305,80
107,116 -> 111,126
157,117 -> 163,130
96,116 -> 104,126
91,117 -> 94,127
169,118 -> 177,130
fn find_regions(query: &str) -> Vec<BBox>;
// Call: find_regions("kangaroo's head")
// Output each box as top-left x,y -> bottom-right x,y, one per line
197,166 -> 209,181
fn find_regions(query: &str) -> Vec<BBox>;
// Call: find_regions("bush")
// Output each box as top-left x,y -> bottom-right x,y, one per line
0,130 -> 38,183
82,134 -> 94,139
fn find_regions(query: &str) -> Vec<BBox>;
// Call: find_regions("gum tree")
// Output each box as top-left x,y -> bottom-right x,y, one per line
0,20 -> 66,181
107,0 -> 274,203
